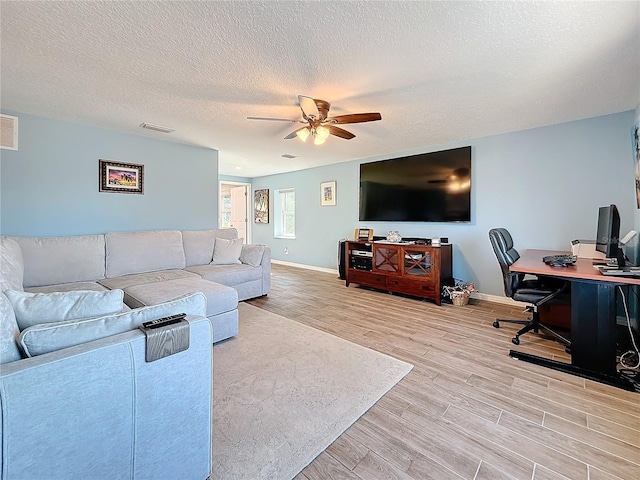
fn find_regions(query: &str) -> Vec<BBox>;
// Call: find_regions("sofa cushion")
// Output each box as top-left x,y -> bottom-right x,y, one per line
0,292 -> 22,363
240,244 -> 266,267
105,230 -> 185,278
211,237 -> 243,265
26,282 -> 111,294
20,293 -> 207,357
182,229 -> 238,267
5,289 -> 124,330
0,237 -> 24,292
98,269 -> 198,290
11,234 -> 106,288
123,277 -> 237,317
185,264 -> 262,286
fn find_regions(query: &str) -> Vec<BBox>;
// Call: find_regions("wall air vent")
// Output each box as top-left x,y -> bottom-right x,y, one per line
139,122 -> 175,134
1,114 -> 18,150
281,154 -> 297,159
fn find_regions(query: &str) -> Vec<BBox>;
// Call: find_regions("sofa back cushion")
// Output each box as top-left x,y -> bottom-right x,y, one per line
11,235 -> 106,288
0,237 -> 24,292
5,289 -> 124,330
182,228 -> 238,267
0,292 -> 22,364
105,230 -> 186,278
20,292 -> 207,357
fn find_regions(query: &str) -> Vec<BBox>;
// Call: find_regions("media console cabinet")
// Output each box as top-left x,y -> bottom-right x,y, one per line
344,240 -> 453,305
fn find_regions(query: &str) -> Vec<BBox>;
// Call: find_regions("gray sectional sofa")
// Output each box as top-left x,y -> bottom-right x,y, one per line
0,228 -> 271,479
7,228 -> 271,344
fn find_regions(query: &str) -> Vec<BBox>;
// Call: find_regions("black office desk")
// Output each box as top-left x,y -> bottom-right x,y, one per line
510,249 -> 638,391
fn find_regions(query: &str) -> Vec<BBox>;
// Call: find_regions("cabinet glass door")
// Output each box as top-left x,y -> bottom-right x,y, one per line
403,248 -> 433,278
374,246 -> 400,273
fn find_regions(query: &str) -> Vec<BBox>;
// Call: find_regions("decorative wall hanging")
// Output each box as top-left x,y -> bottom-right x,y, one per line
321,180 -> 336,206
254,188 -> 269,223
633,117 -> 640,208
99,159 -> 144,194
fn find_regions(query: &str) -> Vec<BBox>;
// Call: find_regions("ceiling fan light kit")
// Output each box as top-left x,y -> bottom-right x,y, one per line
248,95 -> 382,145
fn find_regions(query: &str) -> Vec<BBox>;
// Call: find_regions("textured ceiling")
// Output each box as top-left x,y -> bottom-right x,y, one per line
1,1 -> 639,178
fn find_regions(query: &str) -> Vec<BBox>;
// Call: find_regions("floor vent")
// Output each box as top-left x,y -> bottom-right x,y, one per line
1,114 -> 18,150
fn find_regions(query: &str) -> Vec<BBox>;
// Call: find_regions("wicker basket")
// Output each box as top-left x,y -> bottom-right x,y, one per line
451,293 -> 470,306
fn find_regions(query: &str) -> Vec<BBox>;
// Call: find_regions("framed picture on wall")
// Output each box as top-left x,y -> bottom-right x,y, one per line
99,159 -> 144,194
254,188 -> 269,223
321,180 -> 336,206
633,117 -> 640,208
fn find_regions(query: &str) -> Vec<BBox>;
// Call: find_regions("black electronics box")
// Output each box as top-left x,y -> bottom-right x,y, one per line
350,256 -> 372,271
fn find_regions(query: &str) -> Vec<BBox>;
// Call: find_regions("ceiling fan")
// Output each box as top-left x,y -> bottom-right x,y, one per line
247,95 -> 382,145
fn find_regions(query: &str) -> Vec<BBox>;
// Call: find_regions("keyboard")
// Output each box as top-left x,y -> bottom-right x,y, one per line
598,266 -> 640,277
542,254 -> 577,266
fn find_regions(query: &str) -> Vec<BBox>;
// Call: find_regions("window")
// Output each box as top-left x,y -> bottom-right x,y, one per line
220,194 -> 232,228
275,188 -> 295,238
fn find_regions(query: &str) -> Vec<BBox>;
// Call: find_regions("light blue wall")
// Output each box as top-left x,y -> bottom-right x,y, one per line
0,112 -> 219,236
252,111 -> 637,297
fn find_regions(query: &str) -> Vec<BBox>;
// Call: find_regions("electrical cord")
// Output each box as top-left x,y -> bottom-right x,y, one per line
617,286 -> 640,370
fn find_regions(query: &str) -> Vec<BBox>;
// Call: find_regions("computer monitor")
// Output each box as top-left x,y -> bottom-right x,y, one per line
595,204 -> 624,266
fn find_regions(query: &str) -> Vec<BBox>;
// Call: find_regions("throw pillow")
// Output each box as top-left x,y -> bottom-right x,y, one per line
239,245 -> 265,267
0,292 -> 22,363
5,289 -> 124,330
20,292 -> 207,357
211,237 -> 243,265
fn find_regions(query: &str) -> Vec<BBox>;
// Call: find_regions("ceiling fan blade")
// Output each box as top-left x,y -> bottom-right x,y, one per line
284,127 -> 309,140
298,95 -> 320,120
327,125 -> 355,140
328,113 -> 382,124
247,116 -> 305,123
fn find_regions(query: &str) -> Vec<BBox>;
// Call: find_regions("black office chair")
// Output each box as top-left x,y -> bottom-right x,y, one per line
488,228 -> 571,347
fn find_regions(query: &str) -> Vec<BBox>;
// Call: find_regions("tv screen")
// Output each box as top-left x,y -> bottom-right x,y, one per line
359,146 -> 472,222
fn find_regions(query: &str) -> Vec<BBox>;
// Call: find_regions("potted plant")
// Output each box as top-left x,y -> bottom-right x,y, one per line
442,280 -> 477,306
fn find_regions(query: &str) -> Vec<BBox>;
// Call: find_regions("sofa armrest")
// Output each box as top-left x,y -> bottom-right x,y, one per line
0,316 -> 212,480
261,246 -> 271,295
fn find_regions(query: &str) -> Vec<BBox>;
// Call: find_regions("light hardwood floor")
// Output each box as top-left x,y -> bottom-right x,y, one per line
247,264 -> 640,480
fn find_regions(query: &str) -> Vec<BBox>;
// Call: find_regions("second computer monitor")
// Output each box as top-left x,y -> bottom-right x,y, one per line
595,204 -> 623,266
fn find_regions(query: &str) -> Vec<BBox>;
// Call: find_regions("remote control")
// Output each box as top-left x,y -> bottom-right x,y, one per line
142,313 -> 186,329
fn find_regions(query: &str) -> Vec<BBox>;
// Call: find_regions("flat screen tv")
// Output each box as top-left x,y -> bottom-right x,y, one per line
359,146 -> 472,222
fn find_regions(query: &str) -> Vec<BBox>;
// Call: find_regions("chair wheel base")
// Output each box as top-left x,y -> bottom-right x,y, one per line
493,321 -> 500,328
512,337 -> 520,345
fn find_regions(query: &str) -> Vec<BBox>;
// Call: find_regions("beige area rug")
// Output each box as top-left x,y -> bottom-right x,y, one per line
212,303 -> 413,480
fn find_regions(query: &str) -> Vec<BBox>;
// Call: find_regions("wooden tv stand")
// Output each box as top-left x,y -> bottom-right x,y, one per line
344,240 -> 453,305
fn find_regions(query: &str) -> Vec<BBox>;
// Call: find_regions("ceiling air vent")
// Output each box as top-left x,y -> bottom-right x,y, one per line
139,122 -> 175,134
281,154 -> 297,159
1,114 -> 18,150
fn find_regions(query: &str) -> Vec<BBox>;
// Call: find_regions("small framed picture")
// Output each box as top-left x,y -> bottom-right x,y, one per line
321,180 -> 336,206
99,159 -> 144,194
355,228 -> 374,242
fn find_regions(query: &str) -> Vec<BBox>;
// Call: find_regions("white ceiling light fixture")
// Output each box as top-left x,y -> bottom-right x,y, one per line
139,122 -> 175,134
294,125 -> 331,145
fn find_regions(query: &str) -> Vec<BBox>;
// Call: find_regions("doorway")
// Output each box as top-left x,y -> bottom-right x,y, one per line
219,181 -> 251,243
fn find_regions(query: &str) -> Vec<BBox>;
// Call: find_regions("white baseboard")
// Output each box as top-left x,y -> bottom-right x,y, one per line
471,291 -> 528,308
271,259 -> 340,276
272,260 -> 526,307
